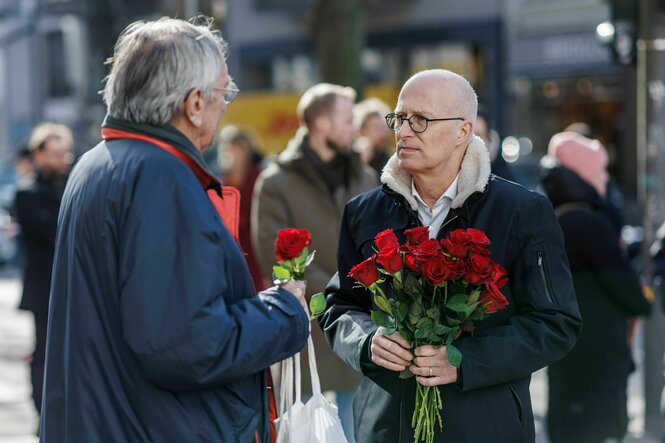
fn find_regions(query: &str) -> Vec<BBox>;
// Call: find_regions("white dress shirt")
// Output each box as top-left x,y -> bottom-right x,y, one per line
411,174 -> 460,239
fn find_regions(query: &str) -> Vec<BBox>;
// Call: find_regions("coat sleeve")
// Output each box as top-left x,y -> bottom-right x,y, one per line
318,203 -> 378,373
14,189 -> 58,248
119,164 -> 309,391
456,194 -> 583,391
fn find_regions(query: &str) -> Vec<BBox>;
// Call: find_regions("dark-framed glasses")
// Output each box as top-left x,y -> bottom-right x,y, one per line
385,112 -> 464,133
213,80 -> 239,104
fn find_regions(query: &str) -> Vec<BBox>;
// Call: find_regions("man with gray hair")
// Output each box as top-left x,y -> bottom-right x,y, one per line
319,69 -> 582,442
40,17 -> 309,443
253,82 -> 377,443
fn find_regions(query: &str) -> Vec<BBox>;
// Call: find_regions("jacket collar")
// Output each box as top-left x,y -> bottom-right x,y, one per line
277,127 -> 365,182
380,135 -> 492,212
102,114 -> 220,186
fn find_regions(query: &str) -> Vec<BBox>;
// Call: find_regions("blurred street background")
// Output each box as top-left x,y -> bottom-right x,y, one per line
0,0 -> 664,441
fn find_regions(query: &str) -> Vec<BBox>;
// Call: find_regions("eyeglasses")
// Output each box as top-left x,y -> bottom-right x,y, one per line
385,113 -> 464,133
213,80 -> 239,104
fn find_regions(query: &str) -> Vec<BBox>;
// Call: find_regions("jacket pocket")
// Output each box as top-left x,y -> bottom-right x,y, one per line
532,243 -> 557,306
508,383 -> 523,424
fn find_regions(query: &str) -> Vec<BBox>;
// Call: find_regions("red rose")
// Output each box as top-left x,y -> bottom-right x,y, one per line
492,263 -> 509,288
464,253 -> 494,285
466,228 -> 491,248
404,253 -> 420,273
443,255 -> 467,278
479,282 -> 509,313
440,238 -> 473,259
377,243 -> 403,274
420,254 -> 455,286
275,228 -> 312,261
348,255 -> 379,286
404,226 -> 429,246
375,229 -> 399,250
412,239 -> 442,261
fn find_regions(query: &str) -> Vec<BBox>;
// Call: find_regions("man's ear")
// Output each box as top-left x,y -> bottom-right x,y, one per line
457,120 -> 474,146
183,88 -> 205,127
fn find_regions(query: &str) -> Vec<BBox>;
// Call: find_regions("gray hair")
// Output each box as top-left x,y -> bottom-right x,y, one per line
102,16 -> 228,126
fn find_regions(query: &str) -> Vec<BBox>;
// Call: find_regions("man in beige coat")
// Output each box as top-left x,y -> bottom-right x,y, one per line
252,83 -> 377,442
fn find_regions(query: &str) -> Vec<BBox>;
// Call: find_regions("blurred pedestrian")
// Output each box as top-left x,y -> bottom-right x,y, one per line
14,122 -> 73,417
40,17 -> 309,443
252,83 -> 377,443
475,104 -> 516,182
319,68 -> 581,443
541,131 -> 652,443
353,97 -> 393,176
14,146 -> 35,188
217,125 -> 266,290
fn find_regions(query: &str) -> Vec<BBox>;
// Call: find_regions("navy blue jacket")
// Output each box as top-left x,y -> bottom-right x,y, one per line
40,123 -> 309,443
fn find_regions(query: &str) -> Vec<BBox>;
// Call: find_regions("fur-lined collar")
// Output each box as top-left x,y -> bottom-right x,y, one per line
380,135 -> 491,211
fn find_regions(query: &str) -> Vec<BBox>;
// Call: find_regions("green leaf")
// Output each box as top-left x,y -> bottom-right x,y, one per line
374,295 -> 393,315
394,302 -> 408,322
309,292 -> 326,318
397,325 -> 414,343
426,306 -> 440,320
469,308 -> 485,321
446,315 -> 461,325
303,250 -> 316,267
447,294 -> 470,313
380,326 -> 396,336
434,324 -> 453,335
415,318 -> 434,339
272,266 -> 291,280
445,328 -> 458,345
468,289 -> 481,305
371,310 -> 394,328
398,369 -> 415,379
446,343 -> 462,367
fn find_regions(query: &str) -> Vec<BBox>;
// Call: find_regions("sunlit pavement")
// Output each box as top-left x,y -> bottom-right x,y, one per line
0,268 -> 657,442
0,268 -> 38,442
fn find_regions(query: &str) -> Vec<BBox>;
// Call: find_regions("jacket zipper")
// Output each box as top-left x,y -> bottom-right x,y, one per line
537,251 -> 554,304
436,214 -> 459,238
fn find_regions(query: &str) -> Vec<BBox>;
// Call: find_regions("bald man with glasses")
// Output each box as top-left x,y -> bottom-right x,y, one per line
318,69 -> 582,443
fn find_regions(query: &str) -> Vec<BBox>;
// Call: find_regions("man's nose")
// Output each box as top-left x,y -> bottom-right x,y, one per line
396,120 -> 414,139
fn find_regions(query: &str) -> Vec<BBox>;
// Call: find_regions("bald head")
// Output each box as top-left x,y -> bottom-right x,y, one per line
401,69 -> 478,126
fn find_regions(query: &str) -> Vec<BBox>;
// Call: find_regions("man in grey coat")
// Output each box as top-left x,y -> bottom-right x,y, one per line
252,83 -> 377,442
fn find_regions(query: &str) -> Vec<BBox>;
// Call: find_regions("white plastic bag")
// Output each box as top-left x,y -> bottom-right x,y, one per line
275,336 -> 348,443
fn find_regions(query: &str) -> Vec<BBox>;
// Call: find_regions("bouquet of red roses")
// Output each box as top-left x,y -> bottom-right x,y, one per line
347,227 -> 509,443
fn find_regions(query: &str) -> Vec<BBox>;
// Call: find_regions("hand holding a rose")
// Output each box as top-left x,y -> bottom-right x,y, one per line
279,279 -> 308,315
409,345 -> 458,386
370,328 -> 413,372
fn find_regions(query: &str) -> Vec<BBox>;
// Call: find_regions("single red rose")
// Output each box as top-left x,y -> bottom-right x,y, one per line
377,243 -> 403,274
464,253 -> 494,285
466,228 -> 491,248
443,255 -> 467,278
404,253 -> 420,273
375,229 -> 399,250
479,282 -> 509,313
348,255 -> 379,286
440,238 -> 473,259
275,228 -> 312,261
404,226 -> 429,246
420,254 -> 455,286
492,263 -> 509,288
412,238 -> 442,260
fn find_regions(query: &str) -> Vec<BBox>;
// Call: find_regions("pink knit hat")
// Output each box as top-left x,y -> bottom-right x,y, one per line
547,131 -> 609,196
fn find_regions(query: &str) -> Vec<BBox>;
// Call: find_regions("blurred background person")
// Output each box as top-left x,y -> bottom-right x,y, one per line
353,97 -> 392,176
14,122 -> 73,417
252,83 -> 376,443
217,125 -> 266,291
475,104 -> 516,182
541,131 -> 652,443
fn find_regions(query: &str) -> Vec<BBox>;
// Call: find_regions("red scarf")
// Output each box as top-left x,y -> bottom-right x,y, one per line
101,127 -> 278,443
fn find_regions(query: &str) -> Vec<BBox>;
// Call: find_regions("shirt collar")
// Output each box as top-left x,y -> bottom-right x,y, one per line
411,174 -> 460,208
